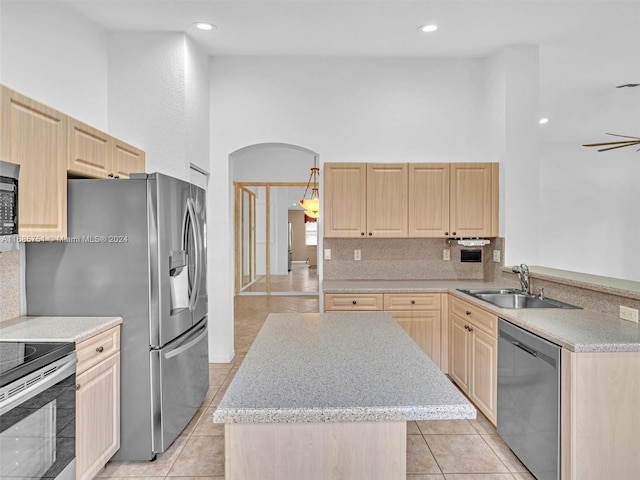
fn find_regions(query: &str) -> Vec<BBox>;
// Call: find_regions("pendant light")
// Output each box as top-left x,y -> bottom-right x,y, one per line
299,156 -> 320,218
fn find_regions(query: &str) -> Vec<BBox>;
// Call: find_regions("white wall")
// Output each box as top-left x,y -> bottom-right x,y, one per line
536,14 -> 640,281
109,32 -> 195,180
0,1 -> 109,129
209,56 -> 488,361
484,46 -> 541,267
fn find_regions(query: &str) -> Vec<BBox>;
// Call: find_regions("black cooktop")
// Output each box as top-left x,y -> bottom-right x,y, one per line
0,341 -> 75,387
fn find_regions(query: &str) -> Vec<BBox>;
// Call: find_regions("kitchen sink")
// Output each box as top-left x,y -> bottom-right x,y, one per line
457,289 -> 581,309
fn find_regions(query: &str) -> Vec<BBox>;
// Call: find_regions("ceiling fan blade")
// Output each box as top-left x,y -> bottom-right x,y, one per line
583,140 -> 640,147
604,133 -> 640,140
597,142 -> 640,152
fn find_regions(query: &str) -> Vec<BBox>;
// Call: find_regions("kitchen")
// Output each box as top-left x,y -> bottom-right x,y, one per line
1,1 -> 640,479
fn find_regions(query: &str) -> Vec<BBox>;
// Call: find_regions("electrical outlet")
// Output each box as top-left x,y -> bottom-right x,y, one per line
324,248 -> 331,260
354,249 -> 361,261
619,306 -> 639,323
493,250 -> 501,262
443,249 -> 450,261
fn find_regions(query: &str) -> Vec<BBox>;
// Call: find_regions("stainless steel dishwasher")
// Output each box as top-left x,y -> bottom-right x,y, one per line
497,318 -> 561,480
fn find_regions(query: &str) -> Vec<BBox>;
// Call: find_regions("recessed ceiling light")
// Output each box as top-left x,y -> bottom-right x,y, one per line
194,22 -> 216,31
539,118 -> 549,125
419,24 -> 438,33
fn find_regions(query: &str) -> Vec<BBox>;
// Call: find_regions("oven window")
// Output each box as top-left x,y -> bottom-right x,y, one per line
0,373 -> 75,479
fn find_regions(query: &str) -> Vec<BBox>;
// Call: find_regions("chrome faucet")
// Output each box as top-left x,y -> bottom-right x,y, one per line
512,264 -> 530,294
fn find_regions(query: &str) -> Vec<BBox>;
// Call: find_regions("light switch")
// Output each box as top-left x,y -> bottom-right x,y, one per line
324,248 -> 331,260
443,249 -> 450,261
354,249 -> 361,261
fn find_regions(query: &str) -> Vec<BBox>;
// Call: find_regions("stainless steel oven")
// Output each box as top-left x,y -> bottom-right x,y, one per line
0,342 -> 76,479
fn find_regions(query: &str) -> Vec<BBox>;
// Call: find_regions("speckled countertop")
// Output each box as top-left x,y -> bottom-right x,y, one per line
213,312 -> 476,424
0,316 -> 122,343
323,280 -> 640,353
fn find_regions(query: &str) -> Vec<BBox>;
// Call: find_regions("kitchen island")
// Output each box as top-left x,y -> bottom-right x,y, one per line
214,312 -> 475,480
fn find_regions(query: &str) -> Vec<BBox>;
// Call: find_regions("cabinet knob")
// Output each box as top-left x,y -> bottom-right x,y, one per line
464,325 -> 469,330
96,346 -> 104,353
108,173 -> 114,178
468,326 -> 474,332
452,232 -> 457,236
352,300 -> 357,305
361,232 -> 365,236
76,384 -> 81,390
114,174 -> 120,179
411,300 -> 416,305
368,232 -> 372,236
466,310 -> 471,316
444,232 -> 449,236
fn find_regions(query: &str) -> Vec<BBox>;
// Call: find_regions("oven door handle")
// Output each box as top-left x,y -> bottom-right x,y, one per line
0,354 -> 77,416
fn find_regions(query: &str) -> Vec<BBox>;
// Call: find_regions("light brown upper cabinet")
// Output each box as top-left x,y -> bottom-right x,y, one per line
366,163 -> 408,237
2,85 -> 146,239
449,163 -> 499,238
324,162 -> 408,238
325,161 -> 498,239
323,163 -> 367,237
68,117 -> 112,178
112,138 -> 145,179
408,163 -> 450,237
68,117 -> 145,179
1,86 -> 67,240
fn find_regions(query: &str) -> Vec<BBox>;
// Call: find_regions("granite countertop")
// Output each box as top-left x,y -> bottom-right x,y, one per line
0,316 -> 123,343
214,312 -> 476,424
323,280 -> 640,353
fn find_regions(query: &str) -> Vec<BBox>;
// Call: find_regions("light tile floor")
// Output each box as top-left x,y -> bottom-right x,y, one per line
98,294 -> 535,480
240,262 -> 319,295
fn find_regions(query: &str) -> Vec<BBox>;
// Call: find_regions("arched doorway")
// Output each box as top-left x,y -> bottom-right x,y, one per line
231,143 -> 320,295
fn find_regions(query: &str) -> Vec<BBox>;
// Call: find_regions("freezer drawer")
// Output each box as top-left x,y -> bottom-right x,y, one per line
150,318 -> 209,454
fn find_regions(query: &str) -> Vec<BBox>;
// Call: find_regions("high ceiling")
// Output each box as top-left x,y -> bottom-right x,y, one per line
62,1 -> 639,59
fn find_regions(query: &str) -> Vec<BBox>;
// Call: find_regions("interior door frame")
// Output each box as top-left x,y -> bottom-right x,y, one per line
233,181 -> 314,294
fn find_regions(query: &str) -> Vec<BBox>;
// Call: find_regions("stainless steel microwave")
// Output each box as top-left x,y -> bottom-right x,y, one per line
0,160 -> 19,252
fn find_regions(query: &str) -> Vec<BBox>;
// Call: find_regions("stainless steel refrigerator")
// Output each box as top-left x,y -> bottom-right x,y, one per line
25,173 -> 209,461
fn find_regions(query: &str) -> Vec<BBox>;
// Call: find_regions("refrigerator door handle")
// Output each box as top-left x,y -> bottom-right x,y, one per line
164,322 -> 208,360
185,198 -> 203,312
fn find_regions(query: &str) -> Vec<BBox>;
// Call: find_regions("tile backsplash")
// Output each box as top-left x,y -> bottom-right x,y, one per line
323,237 -> 504,281
0,250 -> 21,322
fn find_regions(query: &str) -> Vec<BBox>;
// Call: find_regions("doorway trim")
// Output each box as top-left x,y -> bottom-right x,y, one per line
234,181 -> 316,294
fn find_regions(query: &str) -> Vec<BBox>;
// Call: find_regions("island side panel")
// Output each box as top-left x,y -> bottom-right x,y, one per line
561,349 -> 640,480
225,421 -> 406,480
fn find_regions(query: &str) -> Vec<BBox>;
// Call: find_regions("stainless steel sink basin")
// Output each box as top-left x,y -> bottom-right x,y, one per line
457,289 -> 581,309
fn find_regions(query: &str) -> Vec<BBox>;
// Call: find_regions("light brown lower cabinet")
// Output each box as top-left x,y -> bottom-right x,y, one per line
75,326 -> 121,480
561,349 -> 640,479
448,296 -> 497,425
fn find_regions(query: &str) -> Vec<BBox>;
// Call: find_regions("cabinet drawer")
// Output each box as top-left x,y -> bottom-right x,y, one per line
324,294 -> 383,311
77,326 -> 120,375
450,296 -> 496,336
384,293 -> 441,311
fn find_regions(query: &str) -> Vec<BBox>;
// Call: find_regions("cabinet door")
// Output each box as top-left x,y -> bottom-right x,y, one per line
113,138 -> 145,178
390,310 -> 441,368
449,314 -> 470,393
470,327 -> 497,424
449,163 -> 498,237
408,163 -> 450,237
366,163 -> 408,237
323,163 -> 367,237
1,86 -> 67,239
76,352 -> 120,480
68,117 -> 112,178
